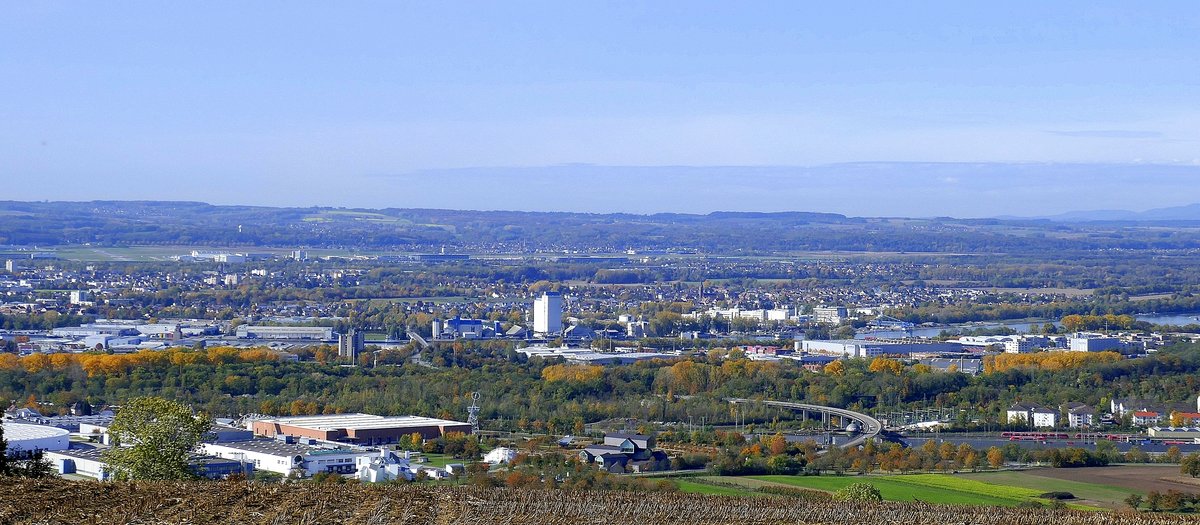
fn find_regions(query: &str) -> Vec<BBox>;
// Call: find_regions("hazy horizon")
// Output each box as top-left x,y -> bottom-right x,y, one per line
5,161 -> 1199,219
3,3 -> 1197,216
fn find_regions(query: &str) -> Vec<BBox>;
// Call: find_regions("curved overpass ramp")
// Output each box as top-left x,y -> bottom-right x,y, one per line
727,398 -> 882,449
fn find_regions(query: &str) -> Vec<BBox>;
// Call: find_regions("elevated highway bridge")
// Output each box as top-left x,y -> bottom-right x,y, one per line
727,398 -> 884,449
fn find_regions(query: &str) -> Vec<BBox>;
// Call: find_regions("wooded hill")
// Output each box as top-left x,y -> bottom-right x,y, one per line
3,200 -> 1200,254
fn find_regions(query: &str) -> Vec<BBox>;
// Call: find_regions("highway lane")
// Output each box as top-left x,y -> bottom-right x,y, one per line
727,398 -> 882,449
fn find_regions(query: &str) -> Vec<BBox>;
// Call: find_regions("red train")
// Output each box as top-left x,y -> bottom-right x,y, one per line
1000,431 -> 1141,442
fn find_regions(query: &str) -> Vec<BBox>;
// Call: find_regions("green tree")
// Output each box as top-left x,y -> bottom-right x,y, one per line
1182,453 -> 1200,478
0,424 -> 53,478
1124,493 -> 1142,510
0,422 -> 10,475
1145,491 -> 1162,512
765,454 -> 803,475
102,396 -> 212,480
833,482 -> 883,502
9,450 -> 53,478
1094,440 -> 1120,463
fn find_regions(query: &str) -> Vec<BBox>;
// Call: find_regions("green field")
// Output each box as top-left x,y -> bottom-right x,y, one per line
414,453 -> 457,468
303,210 -> 412,224
956,471 -> 1136,507
675,480 -> 759,497
745,474 -> 1102,510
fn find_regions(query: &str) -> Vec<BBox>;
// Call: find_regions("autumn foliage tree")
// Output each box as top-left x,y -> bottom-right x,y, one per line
1060,314 -> 1135,332
983,351 -> 1121,374
541,364 -> 604,383
867,357 -> 903,375
987,446 -> 1005,469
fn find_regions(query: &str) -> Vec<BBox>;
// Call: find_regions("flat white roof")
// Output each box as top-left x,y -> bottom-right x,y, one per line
569,352 -> 673,360
261,413 -> 467,431
517,347 -> 672,358
239,326 -> 331,331
2,421 -> 70,441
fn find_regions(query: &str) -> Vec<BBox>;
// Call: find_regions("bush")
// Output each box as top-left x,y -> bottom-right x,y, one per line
1039,491 -> 1075,500
1123,493 -> 1142,509
833,482 -> 882,502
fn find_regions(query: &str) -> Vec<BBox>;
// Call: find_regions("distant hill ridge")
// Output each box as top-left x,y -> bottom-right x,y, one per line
1,200 -> 1199,254
1034,202 -> 1200,222
2,199 -> 1196,223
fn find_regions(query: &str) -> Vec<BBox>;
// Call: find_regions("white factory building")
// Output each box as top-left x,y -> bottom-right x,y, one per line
515,346 -> 676,365
954,335 -> 1061,354
43,447 -> 112,480
684,308 -> 795,322
800,339 -> 961,358
813,306 -> 849,325
234,325 -> 334,340
1068,334 -> 1126,352
533,292 -> 562,335
201,438 -> 373,477
2,421 -> 70,455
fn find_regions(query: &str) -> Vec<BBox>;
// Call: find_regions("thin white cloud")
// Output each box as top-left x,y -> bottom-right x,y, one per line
1049,130 -> 1164,139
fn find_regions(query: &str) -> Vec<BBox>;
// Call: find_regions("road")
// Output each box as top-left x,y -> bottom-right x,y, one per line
727,398 -> 882,449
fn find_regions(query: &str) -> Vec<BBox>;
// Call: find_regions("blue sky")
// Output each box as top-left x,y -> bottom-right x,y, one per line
2,2 -> 1198,216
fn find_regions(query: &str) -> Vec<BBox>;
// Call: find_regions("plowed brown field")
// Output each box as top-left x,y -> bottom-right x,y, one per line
1025,465 -> 1200,494
2,478 -> 1199,525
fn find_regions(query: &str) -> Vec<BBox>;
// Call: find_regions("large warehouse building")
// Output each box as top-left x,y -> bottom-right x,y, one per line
250,413 -> 472,445
801,339 -> 962,358
2,421 -> 70,455
234,326 -> 334,340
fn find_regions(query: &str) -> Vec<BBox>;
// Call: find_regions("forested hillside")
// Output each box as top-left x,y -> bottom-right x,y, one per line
3,200 -> 1200,254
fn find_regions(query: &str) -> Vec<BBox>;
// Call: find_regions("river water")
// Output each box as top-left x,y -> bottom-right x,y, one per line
1136,312 -> 1200,326
855,312 -> 1200,339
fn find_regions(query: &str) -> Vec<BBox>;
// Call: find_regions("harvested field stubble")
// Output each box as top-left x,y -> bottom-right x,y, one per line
2,478 -> 1199,525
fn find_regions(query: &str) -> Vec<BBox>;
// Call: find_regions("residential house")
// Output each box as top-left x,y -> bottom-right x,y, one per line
1112,394 -> 1200,426
579,433 -> 669,473
1006,403 -> 1057,428
1006,403 -> 1035,426
483,447 -> 517,465
1170,411 -> 1200,426
355,449 -> 449,482
1132,411 -> 1163,427
563,324 -> 595,340
1110,397 -> 1159,418
1031,407 -> 1058,428
1061,403 -> 1095,428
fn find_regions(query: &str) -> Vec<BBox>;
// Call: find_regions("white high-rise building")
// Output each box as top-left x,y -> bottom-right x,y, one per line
534,292 -> 562,335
